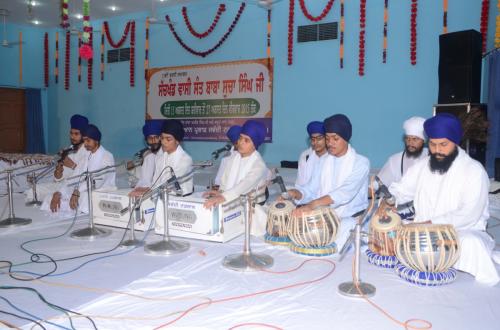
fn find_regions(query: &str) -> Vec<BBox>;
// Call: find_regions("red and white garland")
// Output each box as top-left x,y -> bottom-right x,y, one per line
182,4 -> 226,39
443,0 -> 448,34
103,21 -> 135,86
88,29 -> 93,89
165,2 -> 246,58
64,30 -> 70,90
359,0 -> 366,76
298,0 -> 335,22
55,32 -> 59,84
288,0 -> 294,65
382,0 -> 388,64
61,0 -> 70,28
410,0 -> 418,66
480,0 -> 490,54
44,32 -> 49,87
78,33 -> 82,82
267,9 -> 272,70
145,18 -> 150,80
130,21 -> 135,87
79,0 -> 93,61
340,0 -> 344,68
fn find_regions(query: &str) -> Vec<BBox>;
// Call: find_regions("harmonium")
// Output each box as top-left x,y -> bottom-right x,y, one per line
92,189 -> 244,242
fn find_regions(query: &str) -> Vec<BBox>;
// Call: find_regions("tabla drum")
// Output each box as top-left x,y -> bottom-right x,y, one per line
395,223 -> 460,273
287,207 -> 340,256
264,200 -> 295,246
369,209 -> 401,256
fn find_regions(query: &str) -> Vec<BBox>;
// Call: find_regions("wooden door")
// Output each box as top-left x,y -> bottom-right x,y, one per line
0,88 -> 25,152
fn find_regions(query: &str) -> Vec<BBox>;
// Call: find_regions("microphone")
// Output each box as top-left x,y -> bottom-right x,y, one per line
375,176 -> 395,205
167,167 -> 182,195
134,147 -> 150,159
58,145 -> 75,162
211,144 -> 232,160
271,168 -> 287,193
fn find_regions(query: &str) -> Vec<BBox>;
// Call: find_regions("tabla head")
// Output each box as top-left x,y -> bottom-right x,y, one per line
265,200 -> 295,245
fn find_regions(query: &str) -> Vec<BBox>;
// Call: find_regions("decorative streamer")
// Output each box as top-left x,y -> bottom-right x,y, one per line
480,0 -> 490,54
359,0 -> 366,76
496,0 -> 500,48
182,4 -> 226,39
165,2 -> 246,58
55,32 -> 59,84
382,0 -> 388,63
340,0 -> 345,68
100,23 -> 104,80
103,21 -> 135,85
288,0 -> 294,65
64,30 -> 70,90
88,29 -> 93,90
145,18 -> 149,80
78,33 -> 82,82
61,0 -> 69,28
130,21 -> 135,87
103,21 -> 131,48
19,32 -> 22,85
44,32 -> 49,87
298,0 -> 334,22
267,9 -> 271,71
82,0 -> 91,43
443,0 -> 448,34
410,0 -> 418,66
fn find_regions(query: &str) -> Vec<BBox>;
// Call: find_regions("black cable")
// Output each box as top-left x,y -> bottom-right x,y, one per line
0,309 -> 46,330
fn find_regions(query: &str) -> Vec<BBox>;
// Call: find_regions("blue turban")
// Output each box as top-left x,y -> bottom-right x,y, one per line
226,125 -> 242,144
70,114 -> 89,132
162,119 -> 185,142
424,113 -> 463,145
82,124 -> 101,142
324,114 -> 352,142
306,121 -> 325,136
142,120 -> 163,138
241,120 -> 266,150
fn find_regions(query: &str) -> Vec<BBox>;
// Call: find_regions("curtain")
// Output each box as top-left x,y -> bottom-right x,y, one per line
24,88 -> 45,153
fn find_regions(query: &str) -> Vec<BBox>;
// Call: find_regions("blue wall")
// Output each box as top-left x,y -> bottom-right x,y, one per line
0,0 -> 496,168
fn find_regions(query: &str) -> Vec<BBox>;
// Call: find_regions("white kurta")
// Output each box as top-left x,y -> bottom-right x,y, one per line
135,151 -> 157,188
41,145 -> 116,215
214,147 -> 237,186
389,148 -> 499,285
377,148 -> 428,187
152,145 -> 193,195
295,147 -> 328,188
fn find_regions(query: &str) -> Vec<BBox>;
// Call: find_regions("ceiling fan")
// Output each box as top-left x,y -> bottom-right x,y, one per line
257,0 -> 285,9
1,9 -> 24,48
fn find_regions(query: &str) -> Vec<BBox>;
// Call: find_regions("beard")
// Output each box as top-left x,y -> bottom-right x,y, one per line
405,144 -> 424,158
71,138 -> 83,148
429,146 -> 458,174
148,142 -> 161,153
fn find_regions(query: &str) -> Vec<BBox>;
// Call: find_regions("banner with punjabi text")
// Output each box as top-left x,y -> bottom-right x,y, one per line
146,58 -> 273,142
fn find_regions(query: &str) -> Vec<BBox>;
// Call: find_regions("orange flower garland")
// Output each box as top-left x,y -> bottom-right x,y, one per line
496,0 -> 500,48
340,0 -> 344,68
382,0 -> 388,63
443,0 -> 448,34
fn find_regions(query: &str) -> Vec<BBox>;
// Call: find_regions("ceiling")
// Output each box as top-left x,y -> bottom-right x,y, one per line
0,0 -> 281,28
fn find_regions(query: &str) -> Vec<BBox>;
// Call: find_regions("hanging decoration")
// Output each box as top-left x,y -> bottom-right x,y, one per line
78,33 -> 82,82
19,32 -> 23,85
61,0 -> 70,29
288,0 -> 294,65
130,21 -> 135,87
145,18 -> 149,80
267,9 -> 272,70
79,0 -> 92,60
480,0 -> 490,54
103,21 -> 131,48
103,21 -> 135,86
340,0 -> 344,68
496,0 -> 500,48
55,32 -> 59,84
358,0 -> 366,76
165,2 -> 246,58
382,0 -> 388,63
88,29 -> 93,90
298,0 -> 335,22
65,30 -> 70,90
182,4 -> 226,39
443,0 -> 448,34
410,0 -> 418,66
44,32 -> 49,87
100,23 -> 104,80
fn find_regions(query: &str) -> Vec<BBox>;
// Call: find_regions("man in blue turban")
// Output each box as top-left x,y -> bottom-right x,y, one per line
389,113 -> 499,285
286,114 -> 370,251
213,125 -> 242,188
295,121 -> 327,188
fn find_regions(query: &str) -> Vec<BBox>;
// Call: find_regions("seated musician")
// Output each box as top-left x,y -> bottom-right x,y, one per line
295,121 -> 328,188
213,125 -> 242,189
41,124 -> 116,214
203,120 -> 270,234
387,113 -> 499,285
25,114 -> 90,202
286,114 -> 370,249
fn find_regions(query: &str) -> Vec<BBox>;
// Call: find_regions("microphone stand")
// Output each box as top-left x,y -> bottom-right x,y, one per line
120,196 -> 144,248
0,170 -> 32,228
222,187 -> 273,271
25,163 -> 56,206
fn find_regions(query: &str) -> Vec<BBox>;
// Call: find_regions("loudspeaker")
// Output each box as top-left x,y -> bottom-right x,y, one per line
438,30 -> 482,104
434,104 -> 487,165
495,158 -> 500,182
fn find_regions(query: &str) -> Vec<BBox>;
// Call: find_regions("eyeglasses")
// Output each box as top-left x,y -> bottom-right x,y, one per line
310,135 -> 325,142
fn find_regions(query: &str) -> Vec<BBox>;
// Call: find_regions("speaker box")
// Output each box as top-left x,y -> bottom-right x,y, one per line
434,104 -> 487,166
438,30 -> 482,104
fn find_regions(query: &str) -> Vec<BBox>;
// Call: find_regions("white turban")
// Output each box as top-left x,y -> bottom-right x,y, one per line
403,116 -> 426,140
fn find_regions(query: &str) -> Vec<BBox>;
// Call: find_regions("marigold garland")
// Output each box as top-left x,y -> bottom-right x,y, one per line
359,0 -> 366,76
78,33 -> 82,82
130,21 -> 135,87
496,0 -> 500,48
88,29 -> 93,90
82,0 -> 91,43
55,32 -> 59,84
182,4 -> 226,39
103,21 -> 131,48
44,32 -> 49,87
298,0 -> 335,22
410,0 -> 418,66
100,23 -> 104,80
480,0 -> 490,54
165,2 -> 246,58
288,0 -> 295,65
64,30 -> 70,90
145,18 -> 150,80
267,9 -> 272,71
340,0 -> 344,68
61,0 -> 69,29
382,0 -> 388,63
443,0 -> 448,34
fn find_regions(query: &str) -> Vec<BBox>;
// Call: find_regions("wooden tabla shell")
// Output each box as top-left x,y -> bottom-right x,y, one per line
395,224 -> 460,273
287,207 -> 340,248
368,209 -> 401,256
265,200 -> 295,245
